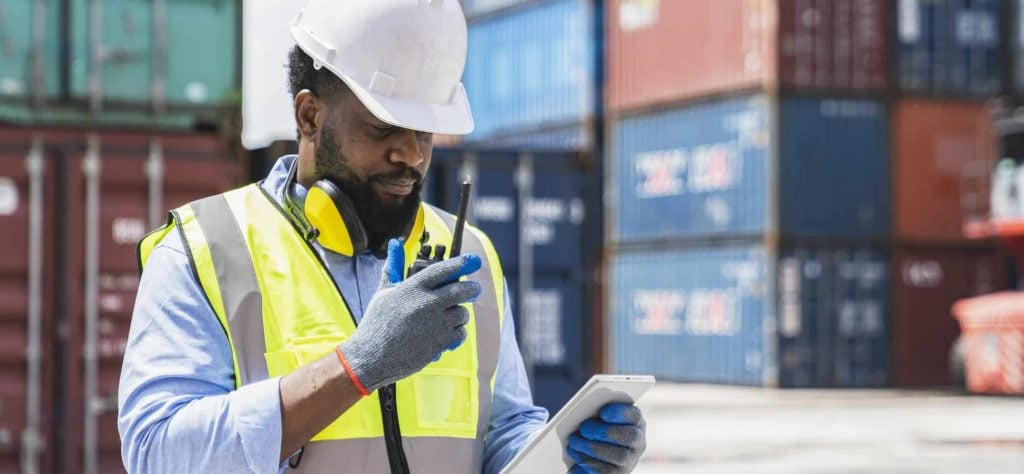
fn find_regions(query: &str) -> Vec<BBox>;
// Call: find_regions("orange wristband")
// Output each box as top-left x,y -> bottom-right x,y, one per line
335,345 -> 370,397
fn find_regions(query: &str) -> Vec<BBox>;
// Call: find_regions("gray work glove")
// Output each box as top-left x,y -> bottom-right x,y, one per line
338,238 -> 482,393
567,403 -> 647,473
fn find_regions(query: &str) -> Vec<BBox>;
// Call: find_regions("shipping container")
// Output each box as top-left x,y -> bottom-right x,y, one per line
606,0 -> 888,114
463,122 -> 594,153
464,0 -> 597,143
507,273 -> 590,413
611,95 -> 890,244
895,0 -> 1002,97
777,246 -> 890,388
60,131 -> 240,474
461,0 -> 532,18
67,0 -> 239,109
0,0 -> 62,105
429,150 -> 596,273
893,100 -> 995,242
428,149 -> 601,412
609,241 -> 890,387
0,128 -> 58,473
891,244 -> 1009,386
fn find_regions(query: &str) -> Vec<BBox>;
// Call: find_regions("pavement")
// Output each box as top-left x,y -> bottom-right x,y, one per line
634,383 -> 1024,473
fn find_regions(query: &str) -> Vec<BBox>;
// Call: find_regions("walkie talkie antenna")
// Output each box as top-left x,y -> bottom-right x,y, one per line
450,178 -> 471,258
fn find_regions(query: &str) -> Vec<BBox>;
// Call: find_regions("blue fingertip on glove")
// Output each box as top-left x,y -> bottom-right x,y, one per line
386,238 -> 406,285
447,254 -> 482,283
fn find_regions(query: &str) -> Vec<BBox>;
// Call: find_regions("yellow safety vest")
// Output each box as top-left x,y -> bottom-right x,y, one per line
137,184 -> 506,473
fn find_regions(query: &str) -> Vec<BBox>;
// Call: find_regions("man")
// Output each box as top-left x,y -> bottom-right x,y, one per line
117,1 -> 646,472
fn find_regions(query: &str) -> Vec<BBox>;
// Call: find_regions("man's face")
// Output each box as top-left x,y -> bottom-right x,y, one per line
313,92 -> 434,248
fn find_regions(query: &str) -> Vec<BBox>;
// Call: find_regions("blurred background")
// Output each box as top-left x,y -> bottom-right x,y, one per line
2,0 -> 1024,472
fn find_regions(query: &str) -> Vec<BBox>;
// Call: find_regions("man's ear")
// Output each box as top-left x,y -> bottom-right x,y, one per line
295,90 -> 320,140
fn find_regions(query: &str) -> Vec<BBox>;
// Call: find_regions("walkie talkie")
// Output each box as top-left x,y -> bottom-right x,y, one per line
408,178 -> 472,277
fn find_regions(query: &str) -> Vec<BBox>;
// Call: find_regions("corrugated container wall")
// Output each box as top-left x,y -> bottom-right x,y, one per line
610,242 -> 891,387
427,150 -> 600,413
0,129 -> 58,473
895,0 -> 1002,97
1012,0 -> 1024,97
67,0 -> 239,108
611,95 -> 889,244
891,245 -> 1008,386
777,245 -> 890,388
61,132 -> 241,473
893,100 -> 995,242
461,0 -> 532,18
606,0 -> 888,114
464,0 -> 597,145
0,0 -> 61,104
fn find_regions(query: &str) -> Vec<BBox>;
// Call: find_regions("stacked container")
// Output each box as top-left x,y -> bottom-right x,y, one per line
0,0 -> 238,128
605,0 -> 1012,388
461,0 -> 599,151
0,0 -> 242,472
426,149 -> 602,413
607,91 -> 892,387
890,1 -> 1009,387
605,0 -> 898,387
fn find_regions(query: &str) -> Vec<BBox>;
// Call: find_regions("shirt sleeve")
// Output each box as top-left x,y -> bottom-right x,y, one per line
117,231 -> 285,474
482,280 -> 550,474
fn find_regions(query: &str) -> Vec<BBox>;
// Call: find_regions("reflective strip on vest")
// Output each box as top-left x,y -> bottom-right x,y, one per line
144,184 -> 504,473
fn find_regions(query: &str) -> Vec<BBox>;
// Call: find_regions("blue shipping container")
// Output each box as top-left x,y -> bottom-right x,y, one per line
610,242 -> 891,387
896,0 -> 1001,97
612,95 -> 890,244
461,0 -> 533,18
464,0 -> 596,142
777,245 -> 890,388
428,151 -> 590,273
1014,0 -> 1024,96
507,274 -> 589,413
611,246 -> 771,385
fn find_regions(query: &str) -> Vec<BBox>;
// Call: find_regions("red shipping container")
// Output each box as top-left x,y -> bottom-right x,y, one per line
953,292 -> 1024,396
0,128 -> 59,473
60,131 -> 241,474
893,100 -> 996,242
892,244 -> 1009,387
606,0 -> 889,114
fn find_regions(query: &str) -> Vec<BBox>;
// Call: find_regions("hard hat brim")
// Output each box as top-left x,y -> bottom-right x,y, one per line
345,77 -> 475,136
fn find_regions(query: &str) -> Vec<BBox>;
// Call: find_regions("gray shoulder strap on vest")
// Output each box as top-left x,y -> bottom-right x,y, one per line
189,193 -> 269,385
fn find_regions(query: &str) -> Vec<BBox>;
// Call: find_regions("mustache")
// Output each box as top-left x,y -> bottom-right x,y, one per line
369,167 -> 423,185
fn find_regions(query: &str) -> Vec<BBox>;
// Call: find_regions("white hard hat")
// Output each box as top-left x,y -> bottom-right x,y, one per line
290,0 -> 474,135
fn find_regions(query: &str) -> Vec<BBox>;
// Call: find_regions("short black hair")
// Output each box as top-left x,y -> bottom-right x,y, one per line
287,46 -> 351,138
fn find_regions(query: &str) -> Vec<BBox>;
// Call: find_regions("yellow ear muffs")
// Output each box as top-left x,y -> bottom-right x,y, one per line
304,179 -> 369,256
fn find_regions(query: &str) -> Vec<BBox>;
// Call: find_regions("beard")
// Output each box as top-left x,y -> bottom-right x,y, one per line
314,127 -> 423,254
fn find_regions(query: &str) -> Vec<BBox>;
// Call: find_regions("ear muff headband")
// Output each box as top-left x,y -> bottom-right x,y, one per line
304,180 -> 368,256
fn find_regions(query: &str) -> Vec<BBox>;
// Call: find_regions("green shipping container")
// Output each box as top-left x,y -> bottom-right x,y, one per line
0,0 -> 61,103
69,0 -> 238,108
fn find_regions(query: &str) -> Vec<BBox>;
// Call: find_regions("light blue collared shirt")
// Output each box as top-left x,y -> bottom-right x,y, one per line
117,155 -> 548,473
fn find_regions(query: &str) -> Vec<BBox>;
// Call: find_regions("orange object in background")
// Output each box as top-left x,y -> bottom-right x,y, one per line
954,292 -> 1024,395
893,101 -> 996,242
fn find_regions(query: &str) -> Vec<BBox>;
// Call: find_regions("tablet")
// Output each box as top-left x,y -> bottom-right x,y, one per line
500,374 -> 656,474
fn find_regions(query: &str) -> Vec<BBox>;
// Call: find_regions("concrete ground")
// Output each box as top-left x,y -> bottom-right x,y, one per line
634,384 -> 1024,473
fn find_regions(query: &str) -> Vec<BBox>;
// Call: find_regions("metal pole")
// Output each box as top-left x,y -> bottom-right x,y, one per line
21,137 -> 45,474
82,135 -> 102,474
515,153 -> 535,384
88,0 -> 103,114
146,139 -> 164,228
151,0 -> 168,113
30,0 -> 47,108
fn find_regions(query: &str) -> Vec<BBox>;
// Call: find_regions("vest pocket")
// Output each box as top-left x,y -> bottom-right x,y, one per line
410,368 -> 478,438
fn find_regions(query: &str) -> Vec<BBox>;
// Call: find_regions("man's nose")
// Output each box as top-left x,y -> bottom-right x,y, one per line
388,129 -> 426,168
